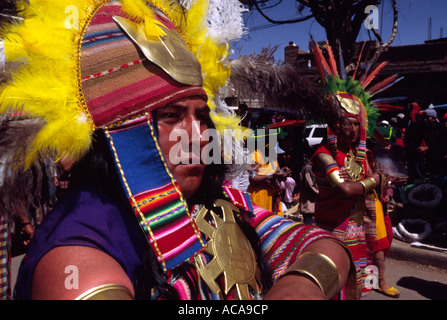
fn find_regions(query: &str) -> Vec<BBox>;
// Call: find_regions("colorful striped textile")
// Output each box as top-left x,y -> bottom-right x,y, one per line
148,190 -> 355,300
105,116 -> 206,272
249,205 -> 337,282
222,186 -> 254,215
80,1 -> 206,128
324,162 -> 340,176
364,194 -> 378,265
312,144 -> 371,295
343,219 -> 367,288
0,216 -> 11,300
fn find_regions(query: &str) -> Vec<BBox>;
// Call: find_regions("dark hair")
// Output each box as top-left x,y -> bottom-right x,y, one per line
69,129 -> 177,299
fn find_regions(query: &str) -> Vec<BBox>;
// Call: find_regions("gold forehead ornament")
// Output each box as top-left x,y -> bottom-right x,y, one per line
113,16 -> 203,86
335,93 -> 361,116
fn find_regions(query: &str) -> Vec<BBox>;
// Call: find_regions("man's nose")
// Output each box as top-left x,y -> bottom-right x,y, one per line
182,116 -> 206,148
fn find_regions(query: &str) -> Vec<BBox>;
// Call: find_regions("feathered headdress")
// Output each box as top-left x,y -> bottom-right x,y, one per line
0,0 -> 246,166
0,0 -> 246,219
310,40 -> 402,162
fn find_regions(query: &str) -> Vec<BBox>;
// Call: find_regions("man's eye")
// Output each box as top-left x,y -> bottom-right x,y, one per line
159,112 -> 179,119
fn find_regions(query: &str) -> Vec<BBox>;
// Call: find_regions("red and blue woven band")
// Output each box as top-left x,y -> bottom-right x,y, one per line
105,115 -> 206,272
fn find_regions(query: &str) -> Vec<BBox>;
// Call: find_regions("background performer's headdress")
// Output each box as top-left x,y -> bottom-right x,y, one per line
310,40 -> 401,162
228,46 -> 338,125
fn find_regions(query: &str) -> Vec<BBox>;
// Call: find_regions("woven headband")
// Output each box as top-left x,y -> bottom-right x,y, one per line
80,2 -> 207,128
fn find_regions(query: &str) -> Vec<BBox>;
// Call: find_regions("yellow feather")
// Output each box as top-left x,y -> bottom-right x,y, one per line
144,18 -> 166,40
121,0 -> 154,21
1,0 -> 95,167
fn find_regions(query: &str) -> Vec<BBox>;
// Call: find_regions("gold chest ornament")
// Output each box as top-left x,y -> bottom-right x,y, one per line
344,150 -> 364,181
194,199 -> 262,300
344,150 -> 366,225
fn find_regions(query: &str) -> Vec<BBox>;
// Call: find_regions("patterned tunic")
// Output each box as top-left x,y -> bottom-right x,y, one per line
312,144 -> 374,292
0,216 -> 11,300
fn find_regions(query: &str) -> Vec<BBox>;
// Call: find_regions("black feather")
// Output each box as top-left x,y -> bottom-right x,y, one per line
0,0 -> 21,26
0,117 -> 48,221
228,47 -> 340,126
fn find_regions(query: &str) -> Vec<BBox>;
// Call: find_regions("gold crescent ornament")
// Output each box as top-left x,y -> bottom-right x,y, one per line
113,16 -> 203,86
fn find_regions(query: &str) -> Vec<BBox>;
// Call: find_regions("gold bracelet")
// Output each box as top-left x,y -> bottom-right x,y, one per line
75,283 -> 133,300
284,252 -> 341,299
360,177 -> 377,195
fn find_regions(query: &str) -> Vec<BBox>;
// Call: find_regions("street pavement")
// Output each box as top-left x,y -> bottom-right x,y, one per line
363,237 -> 447,300
364,257 -> 447,300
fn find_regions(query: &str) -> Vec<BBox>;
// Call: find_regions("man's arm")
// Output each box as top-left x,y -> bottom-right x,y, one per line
31,246 -> 134,300
313,153 -> 380,197
263,239 -> 352,300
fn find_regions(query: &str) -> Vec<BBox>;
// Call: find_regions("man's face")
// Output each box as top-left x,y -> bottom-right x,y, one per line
156,96 -> 210,199
338,116 -> 360,145
424,115 -> 437,127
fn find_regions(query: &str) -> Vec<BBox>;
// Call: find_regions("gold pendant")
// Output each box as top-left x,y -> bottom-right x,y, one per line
344,150 -> 364,181
345,151 -> 366,225
194,199 -> 261,300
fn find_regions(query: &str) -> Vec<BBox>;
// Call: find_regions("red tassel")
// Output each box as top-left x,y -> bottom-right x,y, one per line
326,41 -> 339,77
367,74 -> 398,95
352,41 -> 366,81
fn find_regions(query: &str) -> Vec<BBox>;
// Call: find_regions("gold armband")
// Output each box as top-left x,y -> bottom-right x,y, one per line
359,177 -> 377,195
327,170 -> 345,187
284,252 -> 340,299
75,284 -> 133,300
314,153 -> 344,187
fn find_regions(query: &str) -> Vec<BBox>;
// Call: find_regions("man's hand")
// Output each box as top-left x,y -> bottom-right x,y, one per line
339,168 -> 351,181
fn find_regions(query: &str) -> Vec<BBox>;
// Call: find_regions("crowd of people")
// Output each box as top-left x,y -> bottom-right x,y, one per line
238,103 -> 447,217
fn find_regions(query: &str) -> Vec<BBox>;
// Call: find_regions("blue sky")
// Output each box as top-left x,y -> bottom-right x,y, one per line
230,0 -> 447,61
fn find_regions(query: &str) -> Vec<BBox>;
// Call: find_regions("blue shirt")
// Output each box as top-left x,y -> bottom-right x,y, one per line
15,186 -> 146,300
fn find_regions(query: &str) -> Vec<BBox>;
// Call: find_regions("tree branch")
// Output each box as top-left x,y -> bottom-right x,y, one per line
368,0 -> 398,67
345,0 -> 398,74
253,0 -> 314,24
